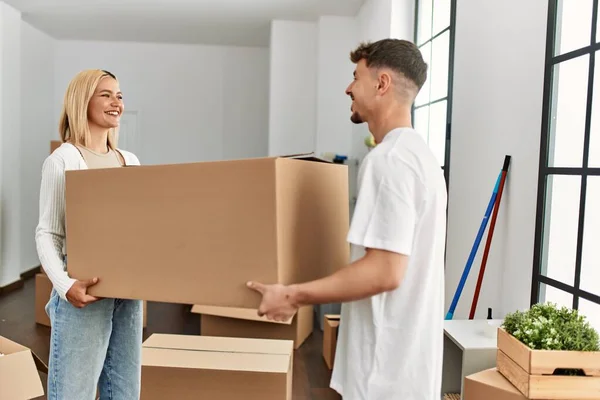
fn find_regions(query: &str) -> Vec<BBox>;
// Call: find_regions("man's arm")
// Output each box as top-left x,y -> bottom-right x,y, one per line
247,248 -> 409,321
290,248 -> 408,307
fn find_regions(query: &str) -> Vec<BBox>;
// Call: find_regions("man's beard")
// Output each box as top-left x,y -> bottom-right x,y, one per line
350,111 -> 364,124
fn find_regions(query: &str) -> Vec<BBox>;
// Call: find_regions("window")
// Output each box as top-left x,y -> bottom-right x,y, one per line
532,0 -> 600,333
414,0 -> 456,185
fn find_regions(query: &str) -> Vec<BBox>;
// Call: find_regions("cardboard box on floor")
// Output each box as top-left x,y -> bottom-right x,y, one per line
35,272 -> 148,328
191,304 -> 313,349
322,314 -> 340,369
463,368 -> 530,400
65,155 -> 350,308
0,336 -> 48,399
141,333 -> 293,400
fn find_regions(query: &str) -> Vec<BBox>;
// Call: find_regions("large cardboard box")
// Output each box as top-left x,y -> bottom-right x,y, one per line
322,314 -> 340,369
141,334 -> 293,400
35,273 -> 147,328
65,155 -> 350,308
463,368 -> 529,400
191,304 -> 313,349
0,336 -> 48,399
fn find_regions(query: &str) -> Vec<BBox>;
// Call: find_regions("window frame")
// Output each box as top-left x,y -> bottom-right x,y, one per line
531,0 -> 600,309
413,0 -> 457,187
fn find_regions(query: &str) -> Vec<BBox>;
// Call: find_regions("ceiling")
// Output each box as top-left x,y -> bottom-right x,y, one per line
6,0 -> 365,46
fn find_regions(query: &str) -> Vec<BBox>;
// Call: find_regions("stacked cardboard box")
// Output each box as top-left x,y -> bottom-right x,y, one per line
62,154 -> 350,397
140,334 -> 294,399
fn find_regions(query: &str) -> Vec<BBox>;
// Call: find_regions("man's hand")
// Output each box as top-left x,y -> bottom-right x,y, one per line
66,278 -> 101,308
246,281 -> 299,322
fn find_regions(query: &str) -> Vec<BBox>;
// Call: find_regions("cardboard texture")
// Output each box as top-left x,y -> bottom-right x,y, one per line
35,273 -> 53,327
0,336 -> 48,399
191,304 -> 313,349
463,368 -> 531,400
35,273 -> 147,328
50,140 -> 61,153
65,156 -> 350,308
141,333 -> 293,400
322,314 -> 340,369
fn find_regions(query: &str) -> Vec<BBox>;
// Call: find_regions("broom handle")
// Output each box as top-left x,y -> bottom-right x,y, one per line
445,173 -> 501,320
469,155 -> 511,319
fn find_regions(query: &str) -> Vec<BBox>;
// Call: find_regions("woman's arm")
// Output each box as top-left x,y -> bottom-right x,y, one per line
35,156 -> 77,301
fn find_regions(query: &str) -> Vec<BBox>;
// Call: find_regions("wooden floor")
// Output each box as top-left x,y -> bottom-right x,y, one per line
0,276 -> 341,400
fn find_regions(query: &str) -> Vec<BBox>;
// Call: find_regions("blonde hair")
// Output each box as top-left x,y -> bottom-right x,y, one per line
59,69 -> 119,149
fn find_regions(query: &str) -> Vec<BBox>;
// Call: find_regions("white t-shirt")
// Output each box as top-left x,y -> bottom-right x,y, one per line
330,127 -> 447,400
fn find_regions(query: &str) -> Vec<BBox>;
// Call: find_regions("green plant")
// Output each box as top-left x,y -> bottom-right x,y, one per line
503,302 -> 600,352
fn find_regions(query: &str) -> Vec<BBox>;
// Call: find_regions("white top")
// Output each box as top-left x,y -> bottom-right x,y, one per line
35,142 -> 140,301
330,128 -> 447,400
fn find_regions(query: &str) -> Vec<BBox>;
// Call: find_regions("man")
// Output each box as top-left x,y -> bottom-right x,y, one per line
247,39 -> 447,400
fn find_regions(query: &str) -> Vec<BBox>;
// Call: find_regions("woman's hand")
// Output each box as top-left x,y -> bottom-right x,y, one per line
66,278 -> 101,308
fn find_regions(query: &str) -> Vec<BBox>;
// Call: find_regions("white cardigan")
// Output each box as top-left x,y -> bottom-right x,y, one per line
35,142 -> 141,301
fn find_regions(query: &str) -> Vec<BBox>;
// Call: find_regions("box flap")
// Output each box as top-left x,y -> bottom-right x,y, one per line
0,337 -> 45,399
142,334 -> 293,374
191,305 -> 293,325
464,368 -> 527,398
142,347 -> 290,373
143,334 -> 293,355
279,152 -> 331,163
0,336 -> 48,373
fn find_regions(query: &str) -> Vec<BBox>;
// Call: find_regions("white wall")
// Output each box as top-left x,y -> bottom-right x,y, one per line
0,2 -> 22,287
268,20 -> 318,156
315,16 -> 356,157
445,0 -> 548,319
20,22 -> 55,274
54,40 -> 269,165
350,0 -> 397,161
390,0 -> 416,41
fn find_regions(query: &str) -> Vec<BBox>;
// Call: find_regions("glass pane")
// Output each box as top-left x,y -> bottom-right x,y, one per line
578,298 -> 600,334
539,283 -> 573,309
415,42 -> 432,106
414,106 -> 430,142
548,55 -> 589,167
554,0 -> 593,55
581,176 -> 600,295
588,51 -> 600,167
430,30 -> 450,102
541,175 -> 581,286
432,0 -> 451,36
417,0 -> 433,45
428,100 -> 447,166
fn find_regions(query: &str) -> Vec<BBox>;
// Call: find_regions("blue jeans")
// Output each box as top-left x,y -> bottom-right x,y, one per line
45,288 -> 143,400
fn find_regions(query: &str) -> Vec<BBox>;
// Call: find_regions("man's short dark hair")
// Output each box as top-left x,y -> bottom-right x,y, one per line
350,39 -> 428,92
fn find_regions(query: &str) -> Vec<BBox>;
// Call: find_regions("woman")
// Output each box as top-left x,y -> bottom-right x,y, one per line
36,69 -> 143,400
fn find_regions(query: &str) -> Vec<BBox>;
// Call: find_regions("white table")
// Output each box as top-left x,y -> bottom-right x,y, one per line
441,319 -> 502,399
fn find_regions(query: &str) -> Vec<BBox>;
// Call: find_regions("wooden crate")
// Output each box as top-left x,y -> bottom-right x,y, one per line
496,328 -> 600,399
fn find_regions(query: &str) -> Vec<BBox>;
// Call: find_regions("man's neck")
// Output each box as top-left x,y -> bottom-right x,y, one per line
368,105 -> 412,144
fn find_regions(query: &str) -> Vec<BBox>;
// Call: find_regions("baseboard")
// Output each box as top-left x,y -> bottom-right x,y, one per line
20,265 -> 42,280
0,278 -> 25,297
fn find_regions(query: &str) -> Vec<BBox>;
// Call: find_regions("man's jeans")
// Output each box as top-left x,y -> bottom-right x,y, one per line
45,288 -> 143,400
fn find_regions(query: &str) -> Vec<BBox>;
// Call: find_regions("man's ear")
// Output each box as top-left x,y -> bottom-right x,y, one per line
377,72 -> 392,93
